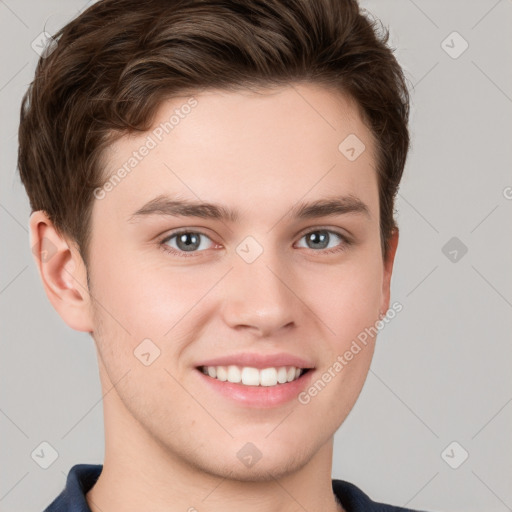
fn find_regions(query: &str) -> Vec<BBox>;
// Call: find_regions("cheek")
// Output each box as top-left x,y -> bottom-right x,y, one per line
89,250 -> 229,375
297,257 -> 383,423
91,243 -> 218,335
301,252 -> 383,343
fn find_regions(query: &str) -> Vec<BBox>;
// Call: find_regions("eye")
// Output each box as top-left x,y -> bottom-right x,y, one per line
295,229 -> 351,254
159,230 -> 216,258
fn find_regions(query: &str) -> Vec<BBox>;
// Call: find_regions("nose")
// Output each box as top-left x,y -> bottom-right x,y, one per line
219,249 -> 299,337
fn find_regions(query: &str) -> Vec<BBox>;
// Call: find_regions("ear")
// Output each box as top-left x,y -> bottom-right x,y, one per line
379,228 -> 399,317
29,210 -> 94,332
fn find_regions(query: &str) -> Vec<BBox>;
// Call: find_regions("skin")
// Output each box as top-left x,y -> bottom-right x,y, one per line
30,83 -> 399,512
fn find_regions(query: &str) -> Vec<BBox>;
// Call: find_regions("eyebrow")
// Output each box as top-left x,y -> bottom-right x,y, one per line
127,193 -> 371,223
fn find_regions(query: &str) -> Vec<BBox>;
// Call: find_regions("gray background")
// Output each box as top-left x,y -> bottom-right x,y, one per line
1,0 -> 511,511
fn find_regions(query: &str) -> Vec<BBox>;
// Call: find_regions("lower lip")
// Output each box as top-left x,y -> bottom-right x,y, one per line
195,368 -> 315,408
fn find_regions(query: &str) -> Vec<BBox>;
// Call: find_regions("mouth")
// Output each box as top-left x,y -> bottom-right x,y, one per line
193,353 -> 316,407
196,365 -> 313,387
195,364 -> 315,408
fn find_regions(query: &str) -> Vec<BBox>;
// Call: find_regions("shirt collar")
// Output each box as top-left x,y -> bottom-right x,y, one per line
44,464 -> 102,512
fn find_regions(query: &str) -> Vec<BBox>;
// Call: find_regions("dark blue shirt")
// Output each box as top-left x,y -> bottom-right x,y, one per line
43,464 -> 433,512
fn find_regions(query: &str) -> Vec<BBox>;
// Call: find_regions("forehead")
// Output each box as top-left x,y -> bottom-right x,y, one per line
95,83 -> 378,226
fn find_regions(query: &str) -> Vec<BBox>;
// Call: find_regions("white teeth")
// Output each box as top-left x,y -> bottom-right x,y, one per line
260,367 -> 277,386
241,367 -> 260,386
216,366 -> 228,381
277,367 -> 288,383
201,365 -> 307,386
227,365 -> 241,383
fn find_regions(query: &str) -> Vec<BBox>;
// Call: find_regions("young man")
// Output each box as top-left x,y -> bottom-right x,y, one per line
18,0 -> 430,511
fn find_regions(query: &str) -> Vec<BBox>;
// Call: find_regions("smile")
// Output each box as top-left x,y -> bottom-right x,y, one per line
198,365 -> 310,387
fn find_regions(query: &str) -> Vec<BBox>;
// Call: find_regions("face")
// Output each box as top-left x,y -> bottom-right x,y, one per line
63,83 -> 397,480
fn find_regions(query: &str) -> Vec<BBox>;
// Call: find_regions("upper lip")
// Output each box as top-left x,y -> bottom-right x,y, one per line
196,352 -> 315,370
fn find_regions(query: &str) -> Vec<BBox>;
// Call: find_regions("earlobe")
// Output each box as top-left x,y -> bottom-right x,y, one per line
29,211 -> 94,333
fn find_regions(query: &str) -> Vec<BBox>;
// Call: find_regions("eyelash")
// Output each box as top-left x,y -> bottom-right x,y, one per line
158,227 -> 352,258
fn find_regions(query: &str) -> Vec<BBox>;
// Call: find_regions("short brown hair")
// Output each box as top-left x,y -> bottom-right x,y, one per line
18,0 -> 410,267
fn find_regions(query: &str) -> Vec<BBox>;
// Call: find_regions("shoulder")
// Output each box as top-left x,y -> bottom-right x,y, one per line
332,479 -> 437,512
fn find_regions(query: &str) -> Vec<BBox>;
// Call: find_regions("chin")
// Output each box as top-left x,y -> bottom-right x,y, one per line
190,435 -> 316,483
214,452 -> 310,483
